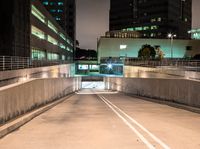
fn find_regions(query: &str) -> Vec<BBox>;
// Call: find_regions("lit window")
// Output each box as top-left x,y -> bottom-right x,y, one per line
59,43 -> 66,49
50,2 -> 56,5
57,9 -> 63,13
43,2 -> 48,5
157,17 -> 162,22
50,9 -> 56,13
31,5 -> 45,23
151,26 -> 158,30
120,45 -> 127,50
58,2 -> 64,5
31,47 -> 46,60
48,21 -> 58,33
31,25 -> 45,39
55,17 -> 61,21
47,35 -> 58,45
151,18 -> 156,22
47,53 -> 59,60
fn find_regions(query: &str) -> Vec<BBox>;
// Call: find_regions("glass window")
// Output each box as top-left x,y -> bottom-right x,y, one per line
31,25 -> 45,39
47,53 -> 59,60
47,35 -> 58,45
48,21 -> 58,33
43,2 -> 48,5
50,9 -> 56,13
31,47 -> 46,60
59,43 -> 66,49
58,2 -> 64,5
31,5 -> 45,23
60,33 -> 67,41
62,55 -> 66,60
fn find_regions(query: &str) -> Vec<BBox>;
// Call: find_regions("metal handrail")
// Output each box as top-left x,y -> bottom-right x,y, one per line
0,56 -> 72,71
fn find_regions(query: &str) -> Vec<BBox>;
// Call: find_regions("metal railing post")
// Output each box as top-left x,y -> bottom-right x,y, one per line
3,56 -> 5,71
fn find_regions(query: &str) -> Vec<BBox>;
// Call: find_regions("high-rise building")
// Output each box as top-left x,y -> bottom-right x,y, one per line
0,0 -> 74,63
109,0 -> 192,39
40,0 -> 76,42
0,0 -> 31,57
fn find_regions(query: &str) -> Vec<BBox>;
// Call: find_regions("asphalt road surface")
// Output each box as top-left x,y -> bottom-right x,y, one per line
0,89 -> 200,149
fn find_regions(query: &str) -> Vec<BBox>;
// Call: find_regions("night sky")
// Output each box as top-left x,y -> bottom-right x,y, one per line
76,0 -> 200,50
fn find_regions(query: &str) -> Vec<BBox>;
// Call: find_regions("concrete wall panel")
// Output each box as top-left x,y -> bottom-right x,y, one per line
105,77 -> 200,108
0,77 -> 81,124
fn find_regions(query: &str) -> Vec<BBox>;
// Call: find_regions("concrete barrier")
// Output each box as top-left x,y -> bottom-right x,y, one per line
105,77 -> 200,108
0,77 -> 81,124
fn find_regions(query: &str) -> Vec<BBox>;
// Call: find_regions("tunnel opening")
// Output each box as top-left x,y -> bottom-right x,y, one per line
81,76 -> 105,89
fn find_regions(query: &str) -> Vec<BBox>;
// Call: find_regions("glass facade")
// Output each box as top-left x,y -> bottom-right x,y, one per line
31,47 -> 46,60
30,3 -> 73,62
31,5 -> 45,23
47,52 -> 59,60
31,25 -> 45,39
188,29 -> 200,39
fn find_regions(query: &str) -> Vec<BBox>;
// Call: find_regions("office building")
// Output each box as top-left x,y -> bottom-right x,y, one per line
110,0 -> 192,39
40,0 -> 76,42
188,28 -> 200,40
0,0 -> 74,63
0,0 -> 30,57
97,37 -> 200,61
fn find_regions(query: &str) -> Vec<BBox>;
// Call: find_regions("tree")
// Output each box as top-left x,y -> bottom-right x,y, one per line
138,44 -> 156,60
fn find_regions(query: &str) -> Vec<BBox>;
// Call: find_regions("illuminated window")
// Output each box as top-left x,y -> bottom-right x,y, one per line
47,53 -> 59,60
31,5 -> 45,23
135,27 -> 143,31
57,9 -> 63,13
43,2 -> 48,5
60,33 -> 67,41
50,2 -> 56,5
62,55 -> 66,60
55,17 -> 61,21
59,43 -> 66,49
143,26 -> 149,30
31,47 -> 46,60
48,21 -> 58,33
151,18 -> 156,22
58,2 -> 64,5
120,45 -> 127,50
157,17 -> 162,22
31,26 -> 45,39
47,35 -> 58,45
50,9 -> 56,13
151,26 -> 158,30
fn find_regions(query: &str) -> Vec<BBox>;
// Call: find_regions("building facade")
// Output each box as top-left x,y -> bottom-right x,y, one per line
0,0 -> 30,57
98,37 -> 200,62
31,0 -> 73,61
0,0 -> 74,63
40,0 -> 76,42
110,0 -> 192,39
188,28 -> 200,40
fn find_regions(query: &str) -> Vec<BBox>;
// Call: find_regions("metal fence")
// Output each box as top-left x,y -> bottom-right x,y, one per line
0,56 -> 72,71
125,58 -> 200,70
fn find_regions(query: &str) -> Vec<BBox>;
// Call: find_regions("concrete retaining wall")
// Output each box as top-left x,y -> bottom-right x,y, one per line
105,77 -> 200,108
0,64 -> 75,87
0,77 -> 81,124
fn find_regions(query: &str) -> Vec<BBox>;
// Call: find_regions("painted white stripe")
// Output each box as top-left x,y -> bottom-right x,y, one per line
101,95 -> 170,149
98,95 -> 156,149
76,91 -> 118,95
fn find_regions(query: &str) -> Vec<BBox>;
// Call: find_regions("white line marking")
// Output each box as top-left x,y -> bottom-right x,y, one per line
98,95 -> 156,149
101,95 -> 170,149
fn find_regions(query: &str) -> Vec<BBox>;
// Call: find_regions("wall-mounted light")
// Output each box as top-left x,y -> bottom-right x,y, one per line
120,45 -> 127,50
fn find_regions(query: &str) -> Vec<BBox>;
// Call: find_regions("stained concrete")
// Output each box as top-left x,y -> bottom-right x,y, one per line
0,89 -> 200,149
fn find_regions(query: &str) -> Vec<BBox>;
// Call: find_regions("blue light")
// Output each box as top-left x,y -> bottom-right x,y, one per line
107,64 -> 112,69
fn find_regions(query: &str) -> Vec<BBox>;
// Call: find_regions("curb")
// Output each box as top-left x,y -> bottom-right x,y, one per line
125,93 -> 200,114
0,94 -> 73,139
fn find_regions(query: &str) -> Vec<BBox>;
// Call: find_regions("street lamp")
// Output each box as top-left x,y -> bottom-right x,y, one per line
168,33 -> 177,59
